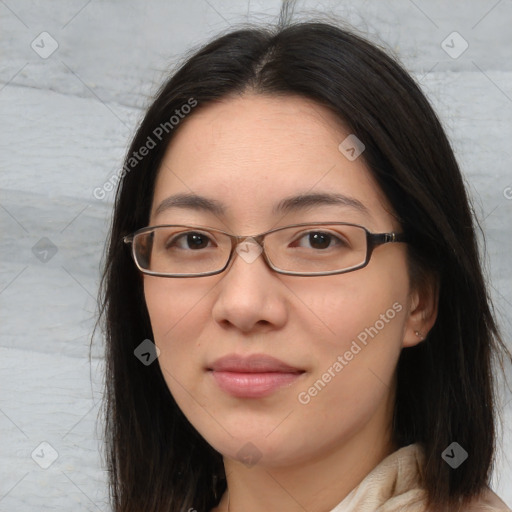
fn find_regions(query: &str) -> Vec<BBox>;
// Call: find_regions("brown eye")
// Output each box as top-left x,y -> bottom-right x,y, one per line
166,232 -> 215,250
292,231 -> 347,250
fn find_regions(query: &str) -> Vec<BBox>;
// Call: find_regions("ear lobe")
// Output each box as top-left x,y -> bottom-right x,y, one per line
403,272 -> 439,348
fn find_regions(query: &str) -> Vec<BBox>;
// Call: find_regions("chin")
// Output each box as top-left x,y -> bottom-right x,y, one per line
200,425 -> 314,469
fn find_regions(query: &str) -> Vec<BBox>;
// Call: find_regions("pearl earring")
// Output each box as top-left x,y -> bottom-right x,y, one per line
415,330 -> 424,340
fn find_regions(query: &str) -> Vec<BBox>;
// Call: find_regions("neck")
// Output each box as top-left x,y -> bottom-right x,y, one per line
215,401 -> 397,512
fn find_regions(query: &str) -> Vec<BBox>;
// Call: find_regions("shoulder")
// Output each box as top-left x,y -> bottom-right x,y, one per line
462,487 -> 512,512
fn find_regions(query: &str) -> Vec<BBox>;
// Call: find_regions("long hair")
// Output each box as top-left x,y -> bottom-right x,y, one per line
97,20 -> 511,512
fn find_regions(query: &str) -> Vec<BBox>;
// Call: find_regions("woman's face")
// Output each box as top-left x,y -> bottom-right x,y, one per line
144,93 -> 421,468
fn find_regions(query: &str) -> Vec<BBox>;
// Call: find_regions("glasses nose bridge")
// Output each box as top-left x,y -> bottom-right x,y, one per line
227,231 -> 272,269
232,231 -> 267,246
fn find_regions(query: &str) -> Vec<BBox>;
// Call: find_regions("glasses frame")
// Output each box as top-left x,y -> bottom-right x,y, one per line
123,222 -> 407,278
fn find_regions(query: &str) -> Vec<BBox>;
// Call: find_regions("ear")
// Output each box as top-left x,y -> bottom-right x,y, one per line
403,271 -> 439,348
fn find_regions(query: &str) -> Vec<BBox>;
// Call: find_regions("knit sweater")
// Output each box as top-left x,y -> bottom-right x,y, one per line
329,443 -> 511,512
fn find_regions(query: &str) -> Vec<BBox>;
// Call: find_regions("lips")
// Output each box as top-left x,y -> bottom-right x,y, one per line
207,354 -> 305,398
209,353 -> 303,373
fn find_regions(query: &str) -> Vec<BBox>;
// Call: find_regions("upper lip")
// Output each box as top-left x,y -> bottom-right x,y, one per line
208,354 -> 304,373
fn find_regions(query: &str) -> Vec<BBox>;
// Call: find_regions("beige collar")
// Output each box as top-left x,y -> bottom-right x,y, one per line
329,443 -> 511,512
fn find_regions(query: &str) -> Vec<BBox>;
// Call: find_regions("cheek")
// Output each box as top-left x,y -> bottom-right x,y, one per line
144,276 -> 212,333
292,256 -> 409,407
143,278 -> 210,380
293,264 -> 408,354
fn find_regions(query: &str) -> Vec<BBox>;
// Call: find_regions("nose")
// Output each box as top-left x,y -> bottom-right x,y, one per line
211,238 -> 288,333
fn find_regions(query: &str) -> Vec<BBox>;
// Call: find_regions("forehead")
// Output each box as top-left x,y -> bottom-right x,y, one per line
151,93 -> 396,230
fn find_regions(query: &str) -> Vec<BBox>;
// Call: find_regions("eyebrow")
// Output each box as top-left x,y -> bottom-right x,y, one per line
154,191 -> 370,217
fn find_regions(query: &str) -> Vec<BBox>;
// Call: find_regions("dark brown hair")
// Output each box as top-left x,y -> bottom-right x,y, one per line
97,18 -> 511,512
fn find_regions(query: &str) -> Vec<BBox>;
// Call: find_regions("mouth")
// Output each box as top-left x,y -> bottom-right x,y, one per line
207,353 -> 306,398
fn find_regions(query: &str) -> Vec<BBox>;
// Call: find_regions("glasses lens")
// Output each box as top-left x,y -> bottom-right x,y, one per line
265,224 -> 367,273
133,226 -> 230,275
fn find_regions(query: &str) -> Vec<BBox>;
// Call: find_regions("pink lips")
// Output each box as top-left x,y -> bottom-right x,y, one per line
208,354 -> 305,398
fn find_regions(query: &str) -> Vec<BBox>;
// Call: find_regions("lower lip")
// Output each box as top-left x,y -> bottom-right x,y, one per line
209,370 -> 303,398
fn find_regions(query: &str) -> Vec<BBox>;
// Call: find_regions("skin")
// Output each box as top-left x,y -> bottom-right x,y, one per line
143,93 -> 437,512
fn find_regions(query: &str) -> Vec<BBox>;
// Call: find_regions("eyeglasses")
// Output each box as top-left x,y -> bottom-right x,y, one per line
123,222 -> 407,278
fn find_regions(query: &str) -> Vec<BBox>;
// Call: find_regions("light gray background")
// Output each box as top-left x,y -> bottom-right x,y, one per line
1,1 -> 511,510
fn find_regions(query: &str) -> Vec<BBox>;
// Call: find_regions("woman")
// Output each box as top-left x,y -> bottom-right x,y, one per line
98,18 -> 512,512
